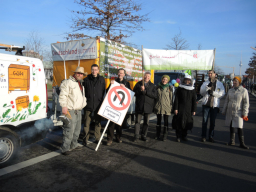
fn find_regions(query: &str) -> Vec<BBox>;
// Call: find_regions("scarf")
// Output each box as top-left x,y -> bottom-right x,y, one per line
158,82 -> 169,89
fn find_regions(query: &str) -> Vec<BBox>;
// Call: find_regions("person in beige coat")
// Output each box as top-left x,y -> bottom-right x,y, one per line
222,76 -> 249,149
154,75 -> 173,141
59,67 -> 87,155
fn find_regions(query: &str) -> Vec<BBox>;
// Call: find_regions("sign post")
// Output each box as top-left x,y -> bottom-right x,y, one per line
95,81 -> 135,151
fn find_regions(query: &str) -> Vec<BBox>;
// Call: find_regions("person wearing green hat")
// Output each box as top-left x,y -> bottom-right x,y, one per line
154,75 -> 173,141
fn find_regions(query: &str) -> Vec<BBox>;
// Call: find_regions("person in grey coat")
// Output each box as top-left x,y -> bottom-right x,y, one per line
222,76 -> 250,149
154,75 -> 173,141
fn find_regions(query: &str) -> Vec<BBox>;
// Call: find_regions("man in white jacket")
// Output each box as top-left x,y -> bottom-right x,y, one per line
200,70 -> 225,142
59,67 -> 87,155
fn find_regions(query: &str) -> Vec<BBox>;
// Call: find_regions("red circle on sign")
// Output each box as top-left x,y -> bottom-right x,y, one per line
108,86 -> 131,111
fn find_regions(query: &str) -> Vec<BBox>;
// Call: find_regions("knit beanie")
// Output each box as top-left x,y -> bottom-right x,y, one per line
233,76 -> 241,84
161,75 -> 170,82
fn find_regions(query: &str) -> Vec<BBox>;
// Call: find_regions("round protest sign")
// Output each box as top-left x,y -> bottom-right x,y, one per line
108,86 -> 131,111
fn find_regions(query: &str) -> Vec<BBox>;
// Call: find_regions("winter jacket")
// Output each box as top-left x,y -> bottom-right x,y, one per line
106,78 -> 131,92
200,80 -> 225,108
222,86 -> 249,128
83,74 -> 105,112
154,85 -> 173,115
172,85 -> 197,130
133,80 -> 157,114
59,76 -> 87,110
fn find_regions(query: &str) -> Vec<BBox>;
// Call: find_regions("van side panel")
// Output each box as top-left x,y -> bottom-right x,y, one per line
0,54 -> 47,126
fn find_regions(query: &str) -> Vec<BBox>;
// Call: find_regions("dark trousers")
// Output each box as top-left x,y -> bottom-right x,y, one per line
134,113 -> 150,139
156,114 -> 169,138
202,105 -> 219,138
107,122 -> 122,141
83,110 -> 101,142
176,129 -> 187,138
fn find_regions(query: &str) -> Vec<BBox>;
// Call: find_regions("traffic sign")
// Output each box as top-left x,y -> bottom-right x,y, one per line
98,81 -> 134,126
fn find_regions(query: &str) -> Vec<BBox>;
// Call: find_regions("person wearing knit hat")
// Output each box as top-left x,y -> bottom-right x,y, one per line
233,76 -> 242,84
154,75 -> 173,141
222,76 -> 250,149
161,75 -> 170,82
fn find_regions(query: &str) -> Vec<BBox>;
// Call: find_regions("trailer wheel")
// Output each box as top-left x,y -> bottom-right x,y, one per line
0,132 -> 18,164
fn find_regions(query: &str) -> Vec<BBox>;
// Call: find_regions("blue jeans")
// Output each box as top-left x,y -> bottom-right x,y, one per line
202,106 -> 219,138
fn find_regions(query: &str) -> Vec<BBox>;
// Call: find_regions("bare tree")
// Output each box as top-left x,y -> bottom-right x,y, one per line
24,31 -> 53,68
214,65 -> 225,75
198,43 -> 202,50
166,29 -> 189,50
68,0 -> 149,42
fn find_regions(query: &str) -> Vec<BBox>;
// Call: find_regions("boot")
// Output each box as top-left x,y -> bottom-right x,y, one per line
155,125 -> 161,140
239,136 -> 249,149
227,132 -> 235,146
162,126 -> 168,141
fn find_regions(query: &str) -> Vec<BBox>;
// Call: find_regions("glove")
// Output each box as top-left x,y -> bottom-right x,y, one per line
241,115 -> 248,121
208,82 -> 213,87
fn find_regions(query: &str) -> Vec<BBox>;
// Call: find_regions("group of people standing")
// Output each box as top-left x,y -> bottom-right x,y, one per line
58,64 -> 250,156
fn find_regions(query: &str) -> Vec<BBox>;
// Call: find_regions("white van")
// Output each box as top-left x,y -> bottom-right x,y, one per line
0,52 -> 48,164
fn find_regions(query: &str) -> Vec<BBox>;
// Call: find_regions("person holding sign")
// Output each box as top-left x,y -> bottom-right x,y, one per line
82,64 -> 105,146
106,68 -> 131,146
59,67 -> 87,155
154,75 -> 173,141
133,72 -> 157,142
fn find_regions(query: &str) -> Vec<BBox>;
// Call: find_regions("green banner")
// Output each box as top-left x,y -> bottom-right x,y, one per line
99,38 -> 143,82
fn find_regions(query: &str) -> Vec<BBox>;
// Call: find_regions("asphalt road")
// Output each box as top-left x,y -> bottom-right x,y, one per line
0,94 -> 256,192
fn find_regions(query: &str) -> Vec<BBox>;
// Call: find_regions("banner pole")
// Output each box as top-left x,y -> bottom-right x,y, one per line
212,48 -> 216,70
95,120 -> 110,151
142,45 -> 144,85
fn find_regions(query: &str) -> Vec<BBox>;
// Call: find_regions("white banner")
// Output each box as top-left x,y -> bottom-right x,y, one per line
143,49 -> 214,70
51,39 -> 97,61
98,81 -> 134,126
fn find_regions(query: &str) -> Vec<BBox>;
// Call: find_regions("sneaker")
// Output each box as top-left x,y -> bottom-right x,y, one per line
201,138 -> 206,142
73,146 -> 83,151
62,151 -> 71,156
209,137 -> 214,143
133,138 -> 139,142
116,138 -> 122,143
106,140 -> 112,146
176,138 -> 180,142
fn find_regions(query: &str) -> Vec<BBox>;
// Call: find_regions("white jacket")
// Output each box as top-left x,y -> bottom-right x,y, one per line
59,76 -> 87,110
222,86 -> 249,128
200,80 -> 225,108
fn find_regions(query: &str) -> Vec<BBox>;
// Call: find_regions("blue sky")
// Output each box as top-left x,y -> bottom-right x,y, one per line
0,0 -> 255,75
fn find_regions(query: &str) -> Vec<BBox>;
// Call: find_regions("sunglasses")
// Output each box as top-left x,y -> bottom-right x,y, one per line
76,72 -> 84,75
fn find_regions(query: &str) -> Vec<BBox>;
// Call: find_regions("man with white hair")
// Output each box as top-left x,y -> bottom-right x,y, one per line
133,72 -> 157,142
59,67 -> 87,155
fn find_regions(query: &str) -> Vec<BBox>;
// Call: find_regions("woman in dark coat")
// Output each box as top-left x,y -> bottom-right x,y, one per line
172,74 -> 197,142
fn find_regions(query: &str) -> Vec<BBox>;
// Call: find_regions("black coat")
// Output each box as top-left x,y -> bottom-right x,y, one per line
172,86 -> 197,130
83,74 -> 105,112
106,78 -> 131,92
133,80 -> 157,114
